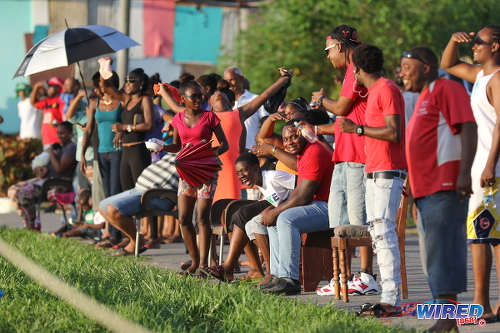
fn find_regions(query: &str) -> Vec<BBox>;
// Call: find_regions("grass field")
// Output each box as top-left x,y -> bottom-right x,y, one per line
0,227 -> 411,332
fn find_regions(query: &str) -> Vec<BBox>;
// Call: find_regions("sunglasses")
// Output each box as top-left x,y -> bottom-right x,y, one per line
473,35 -> 492,46
324,43 -> 340,56
183,93 -> 202,100
402,51 -> 427,65
125,77 -> 136,83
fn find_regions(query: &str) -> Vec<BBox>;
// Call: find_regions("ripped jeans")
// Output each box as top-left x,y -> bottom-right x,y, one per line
366,172 -> 405,306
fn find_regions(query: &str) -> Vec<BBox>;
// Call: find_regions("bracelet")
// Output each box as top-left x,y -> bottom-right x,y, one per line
272,145 -> 277,155
314,125 -> 318,136
132,124 -> 136,132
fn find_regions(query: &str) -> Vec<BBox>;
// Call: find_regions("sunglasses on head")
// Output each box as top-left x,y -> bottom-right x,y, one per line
183,93 -> 202,100
402,51 -> 427,65
324,43 -> 340,56
473,35 -> 492,46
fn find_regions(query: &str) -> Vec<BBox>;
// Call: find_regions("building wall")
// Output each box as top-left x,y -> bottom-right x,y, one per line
0,1 -> 32,135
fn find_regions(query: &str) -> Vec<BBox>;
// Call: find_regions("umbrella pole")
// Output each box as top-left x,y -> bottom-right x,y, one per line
65,19 -> 90,103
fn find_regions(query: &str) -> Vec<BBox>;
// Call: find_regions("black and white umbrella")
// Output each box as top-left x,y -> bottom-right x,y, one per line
13,25 -> 138,77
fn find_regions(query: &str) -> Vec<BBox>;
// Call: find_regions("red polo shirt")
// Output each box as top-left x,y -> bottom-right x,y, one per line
297,142 -> 334,202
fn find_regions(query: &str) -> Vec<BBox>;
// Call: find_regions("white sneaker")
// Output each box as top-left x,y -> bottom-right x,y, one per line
316,277 -> 355,296
348,272 -> 380,295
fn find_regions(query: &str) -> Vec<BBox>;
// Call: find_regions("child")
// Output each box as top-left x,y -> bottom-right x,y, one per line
157,81 -> 229,275
60,189 -> 104,238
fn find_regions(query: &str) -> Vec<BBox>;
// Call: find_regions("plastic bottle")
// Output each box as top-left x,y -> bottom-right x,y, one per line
483,186 -> 497,209
294,121 -> 317,143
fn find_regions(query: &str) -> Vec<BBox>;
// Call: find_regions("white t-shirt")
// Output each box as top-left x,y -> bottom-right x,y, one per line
234,90 -> 269,149
258,170 -> 296,206
18,98 -> 41,139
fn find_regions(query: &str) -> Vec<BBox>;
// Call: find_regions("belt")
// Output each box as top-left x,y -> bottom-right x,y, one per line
367,171 -> 407,180
122,141 -> 144,147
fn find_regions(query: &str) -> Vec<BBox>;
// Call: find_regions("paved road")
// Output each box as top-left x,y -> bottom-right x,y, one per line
1,210 -> 499,332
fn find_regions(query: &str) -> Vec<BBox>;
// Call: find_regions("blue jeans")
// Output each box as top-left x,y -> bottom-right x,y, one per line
100,188 -> 175,217
267,201 -> 329,280
328,162 -> 366,227
366,171 -> 405,306
415,191 -> 468,298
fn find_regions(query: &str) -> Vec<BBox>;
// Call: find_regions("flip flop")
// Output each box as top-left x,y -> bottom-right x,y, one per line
356,303 -> 403,318
200,265 -> 233,282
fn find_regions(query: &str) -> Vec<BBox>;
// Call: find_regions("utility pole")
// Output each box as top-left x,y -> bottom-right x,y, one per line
117,0 -> 130,86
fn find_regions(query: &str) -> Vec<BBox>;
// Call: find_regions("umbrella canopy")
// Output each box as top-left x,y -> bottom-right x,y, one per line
175,141 -> 221,188
14,25 -> 138,78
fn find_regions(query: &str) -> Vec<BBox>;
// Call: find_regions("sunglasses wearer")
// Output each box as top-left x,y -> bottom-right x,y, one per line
324,43 -> 341,56
183,93 -> 202,100
473,35 -> 492,46
402,51 -> 427,65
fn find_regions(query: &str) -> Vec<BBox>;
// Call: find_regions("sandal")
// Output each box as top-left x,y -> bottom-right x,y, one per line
144,239 -> 161,249
177,270 -> 197,277
111,247 -> 147,257
112,238 -> 130,250
180,260 -> 192,271
163,236 -> 183,243
201,265 -> 233,282
356,303 -> 403,318
95,239 -> 117,249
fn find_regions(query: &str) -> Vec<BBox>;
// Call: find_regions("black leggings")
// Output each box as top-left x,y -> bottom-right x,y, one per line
120,143 -> 151,191
231,200 -> 271,232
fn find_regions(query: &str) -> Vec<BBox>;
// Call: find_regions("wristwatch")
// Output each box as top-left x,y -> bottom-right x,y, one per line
127,124 -> 132,133
356,125 -> 364,136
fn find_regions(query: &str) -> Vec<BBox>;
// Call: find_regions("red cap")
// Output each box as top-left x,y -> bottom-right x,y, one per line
47,77 -> 64,90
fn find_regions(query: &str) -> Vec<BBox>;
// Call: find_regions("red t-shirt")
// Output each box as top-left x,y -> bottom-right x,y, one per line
171,110 -> 220,146
406,79 -> 475,198
364,78 -> 406,173
297,142 -> 334,202
35,97 -> 63,145
333,62 -> 367,164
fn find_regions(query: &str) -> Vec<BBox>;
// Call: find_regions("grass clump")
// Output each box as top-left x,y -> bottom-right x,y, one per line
0,227 -> 410,332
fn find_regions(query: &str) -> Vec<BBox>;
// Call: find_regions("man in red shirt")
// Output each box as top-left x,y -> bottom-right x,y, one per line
402,47 -> 476,332
259,123 -> 333,295
339,44 -> 406,315
30,77 -> 64,148
310,24 -> 376,297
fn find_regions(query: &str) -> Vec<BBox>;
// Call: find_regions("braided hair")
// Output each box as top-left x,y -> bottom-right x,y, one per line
326,25 -> 361,66
485,25 -> 500,44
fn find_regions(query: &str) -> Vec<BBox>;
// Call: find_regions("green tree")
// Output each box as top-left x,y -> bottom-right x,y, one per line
220,0 -> 499,100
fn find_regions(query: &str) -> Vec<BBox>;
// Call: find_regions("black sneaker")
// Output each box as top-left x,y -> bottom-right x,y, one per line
263,278 -> 301,295
259,276 -> 279,290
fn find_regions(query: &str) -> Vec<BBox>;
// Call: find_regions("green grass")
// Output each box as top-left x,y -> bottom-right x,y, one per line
0,227 -> 411,332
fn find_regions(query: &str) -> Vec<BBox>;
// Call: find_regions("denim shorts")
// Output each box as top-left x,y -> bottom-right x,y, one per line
328,162 -> 366,228
415,191 -> 468,298
99,188 -> 175,217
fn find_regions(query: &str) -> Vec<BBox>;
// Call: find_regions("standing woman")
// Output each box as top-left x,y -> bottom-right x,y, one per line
158,81 -> 228,275
441,25 -> 500,321
101,67 -> 153,191
81,71 -> 123,247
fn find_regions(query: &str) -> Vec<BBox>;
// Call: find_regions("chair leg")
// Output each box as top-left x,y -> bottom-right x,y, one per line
219,233 -> 224,266
331,238 -> 340,300
339,238 -> 349,302
135,217 -> 140,257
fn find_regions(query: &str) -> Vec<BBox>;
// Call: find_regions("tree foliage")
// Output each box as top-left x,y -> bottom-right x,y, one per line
219,0 -> 499,99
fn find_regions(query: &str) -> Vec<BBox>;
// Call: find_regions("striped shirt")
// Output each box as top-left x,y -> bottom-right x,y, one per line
135,153 -> 179,191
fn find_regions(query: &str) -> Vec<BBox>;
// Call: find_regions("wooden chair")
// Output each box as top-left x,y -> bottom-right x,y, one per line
300,230 -> 334,292
330,180 -> 409,302
134,189 -> 178,257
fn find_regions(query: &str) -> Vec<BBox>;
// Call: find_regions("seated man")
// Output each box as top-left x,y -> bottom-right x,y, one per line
260,122 -> 334,295
99,153 -> 179,256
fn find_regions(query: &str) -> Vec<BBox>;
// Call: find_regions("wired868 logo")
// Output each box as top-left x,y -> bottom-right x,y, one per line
387,299 -> 487,327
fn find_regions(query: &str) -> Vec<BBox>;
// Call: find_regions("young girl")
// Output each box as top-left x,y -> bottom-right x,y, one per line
158,81 -> 229,275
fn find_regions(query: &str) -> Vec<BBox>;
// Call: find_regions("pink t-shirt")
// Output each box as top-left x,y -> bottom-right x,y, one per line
365,78 -> 406,173
171,110 -> 220,146
333,62 -> 367,164
406,79 -> 475,198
